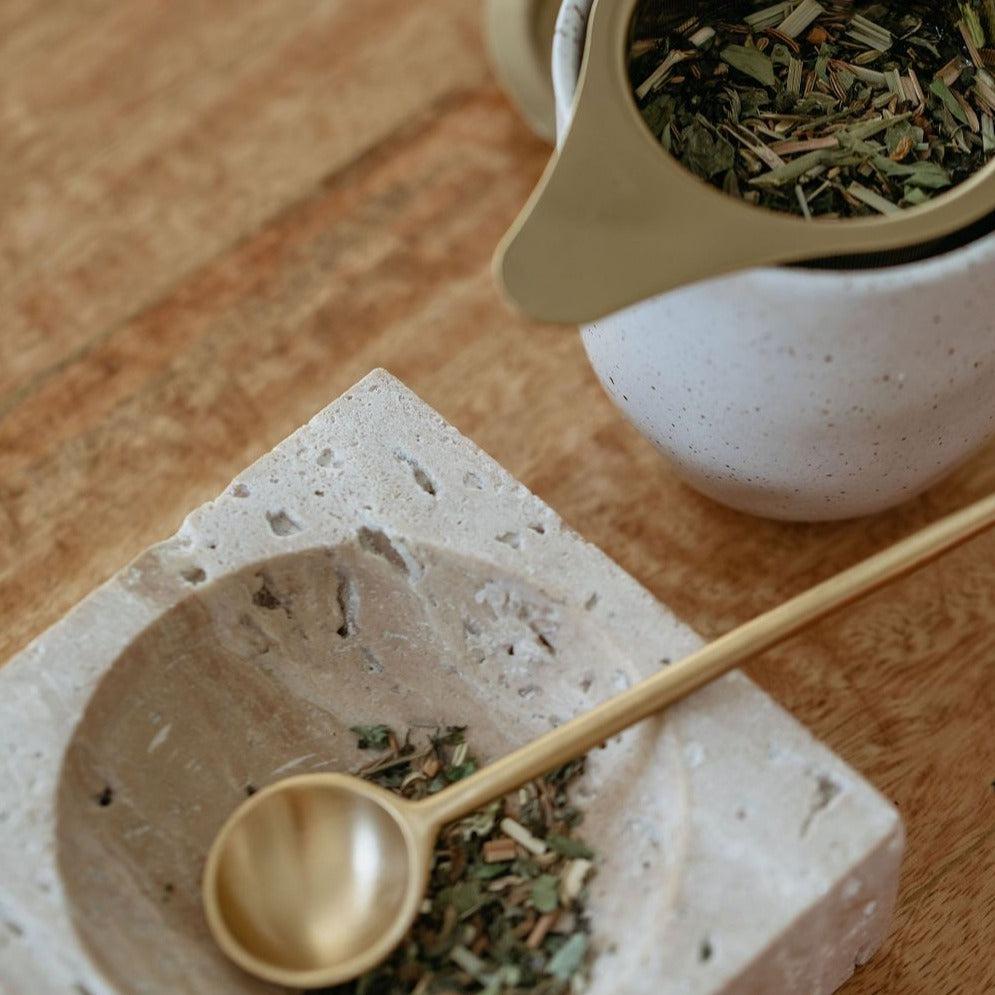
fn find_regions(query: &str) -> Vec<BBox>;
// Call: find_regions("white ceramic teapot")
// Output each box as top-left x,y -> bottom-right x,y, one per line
489,0 -> 995,521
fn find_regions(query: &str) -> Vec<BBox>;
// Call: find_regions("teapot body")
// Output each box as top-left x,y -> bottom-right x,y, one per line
555,0 -> 995,520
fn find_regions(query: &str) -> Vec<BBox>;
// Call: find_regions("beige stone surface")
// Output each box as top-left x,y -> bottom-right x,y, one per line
0,372 -> 902,994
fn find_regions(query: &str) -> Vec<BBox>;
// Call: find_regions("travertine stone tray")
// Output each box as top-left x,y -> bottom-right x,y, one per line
0,371 -> 903,995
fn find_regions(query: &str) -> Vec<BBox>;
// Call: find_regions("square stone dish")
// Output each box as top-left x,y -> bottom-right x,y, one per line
0,371 -> 903,995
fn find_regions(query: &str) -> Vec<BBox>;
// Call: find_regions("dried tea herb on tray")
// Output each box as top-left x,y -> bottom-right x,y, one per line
629,1 -> 995,217
317,725 -> 596,995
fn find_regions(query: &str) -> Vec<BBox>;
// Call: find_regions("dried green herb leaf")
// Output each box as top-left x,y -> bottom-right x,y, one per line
431,725 -> 467,748
531,874 -> 560,913
985,0 -> 995,43
931,78 -> 971,124
721,44 -> 777,87
444,879 -> 484,917
961,4 -> 986,47
546,933 -> 589,981
350,724 -> 392,750
885,120 -> 925,155
449,944 -> 490,982
546,834 -> 595,859
445,760 -> 478,782
471,861 -> 510,880
848,181 -> 901,215
737,87 -> 770,117
457,802 -> 501,839
660,121 -> 674,152
680,120 -> 736,178
641,93 -> 677,137
815,43 -> 835,80
750,148 -> 838,188
872,154 -> 952,188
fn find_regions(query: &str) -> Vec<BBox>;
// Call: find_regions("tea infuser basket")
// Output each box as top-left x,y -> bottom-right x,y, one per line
494,0 -> 995,322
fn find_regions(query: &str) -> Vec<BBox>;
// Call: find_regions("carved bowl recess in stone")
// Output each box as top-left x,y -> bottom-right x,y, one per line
2,372 -> 902,995
56,540 -> 684,994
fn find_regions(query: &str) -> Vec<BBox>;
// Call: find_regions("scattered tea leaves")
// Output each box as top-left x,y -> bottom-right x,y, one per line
350,724 -> 393,750
681,118 -> 737,177
546,934 -> 589,982
320,725 -> 598,994
545,835 -> 595,860
629,0 -> 995,217
530,875 -> 560,914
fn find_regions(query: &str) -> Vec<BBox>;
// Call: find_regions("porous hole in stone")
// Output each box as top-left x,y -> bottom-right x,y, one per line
252,576 -> 286,614
180,567 -> 206,586
584,593 -> 599,611
534,630 -> 556,655
4,920 -> 24,937
801,774 -> 842,837
161,883 -> 174,903
357,527 -> 409,574
496,531 -> 522,549
463,470 -> 484,489
231,483 -> 250,498
335,572 -> 358,638
317,448 -> 334,467
245,784 -> 257,797
314,490 -> 325,497
396,452 -> 437,496
529,523 -> 546,534
96,786 -> 114,808
266,510 -> 302,537
699,938 -> 714,963
611,669 -> 633,692
361,647 -> 385,675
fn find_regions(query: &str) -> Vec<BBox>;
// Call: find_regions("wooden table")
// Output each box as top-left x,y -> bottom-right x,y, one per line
1,2 -> 992,991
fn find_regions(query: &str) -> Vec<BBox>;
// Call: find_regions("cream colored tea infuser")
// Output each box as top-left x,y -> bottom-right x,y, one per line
493,0 -> 995,322
202,491 -> 995,989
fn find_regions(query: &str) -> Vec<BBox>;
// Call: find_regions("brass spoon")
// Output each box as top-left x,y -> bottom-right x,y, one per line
493,0 -> 995,323
203,493 -> 995,989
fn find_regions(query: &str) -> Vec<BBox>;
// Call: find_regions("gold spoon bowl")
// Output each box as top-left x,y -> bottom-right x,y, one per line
204,774 -> 434,988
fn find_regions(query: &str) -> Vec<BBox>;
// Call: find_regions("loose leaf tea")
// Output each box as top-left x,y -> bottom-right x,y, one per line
629,1 -> 995,216
319,726 -> 596,994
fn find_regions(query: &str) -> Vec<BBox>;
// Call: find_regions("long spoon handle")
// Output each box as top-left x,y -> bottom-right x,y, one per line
419,493 -> 995,828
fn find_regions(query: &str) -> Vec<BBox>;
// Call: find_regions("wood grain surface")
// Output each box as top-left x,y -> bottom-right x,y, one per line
1,1 -> 992,992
